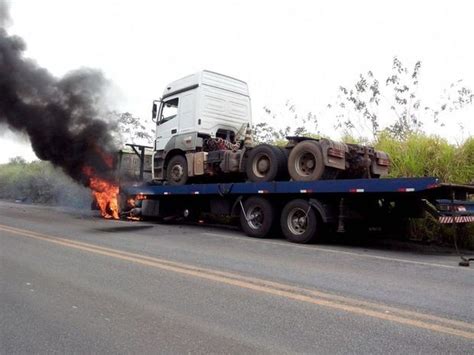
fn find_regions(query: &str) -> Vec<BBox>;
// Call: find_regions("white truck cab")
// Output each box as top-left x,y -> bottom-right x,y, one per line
153,70 -> 252,151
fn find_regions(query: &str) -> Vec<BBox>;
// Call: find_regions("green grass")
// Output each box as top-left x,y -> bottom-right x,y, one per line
408,215 -> 474,249
373,132 -> 473,184
0,160 -> 91,207
359,132 -> 473,248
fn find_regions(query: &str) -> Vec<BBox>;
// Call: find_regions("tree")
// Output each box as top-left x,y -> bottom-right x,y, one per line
8,156 -> 26,165
332,57 -> 473,140
254,102 -> 319,144
106,111 -> 155,146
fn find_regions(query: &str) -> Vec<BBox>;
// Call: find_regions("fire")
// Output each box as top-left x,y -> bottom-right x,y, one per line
124,197 -> 142,221
127,198 -> 136,207
90,177 -> 120,219
83,166 -> 120,220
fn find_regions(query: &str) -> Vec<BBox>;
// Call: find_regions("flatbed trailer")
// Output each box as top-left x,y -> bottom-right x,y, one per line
121,177 -> 474,244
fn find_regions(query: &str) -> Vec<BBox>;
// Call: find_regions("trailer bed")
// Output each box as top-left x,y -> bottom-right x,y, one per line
123,177 -> 473,198
121,177 -> 473,243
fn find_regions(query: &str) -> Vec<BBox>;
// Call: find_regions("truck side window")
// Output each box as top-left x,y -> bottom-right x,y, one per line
160,98 -> 179,125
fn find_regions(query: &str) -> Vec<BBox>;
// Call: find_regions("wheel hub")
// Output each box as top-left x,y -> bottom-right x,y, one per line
296,152 -> 316,176
287,208 -> 307,235
170,164 -> 184,181
247,206 -> 263,229
257,159 -> 270,173
253,154 -> 271,178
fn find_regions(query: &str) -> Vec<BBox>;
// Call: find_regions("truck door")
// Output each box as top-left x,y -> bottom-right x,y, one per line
155,97 -> 179,151
178,91 -> 196,134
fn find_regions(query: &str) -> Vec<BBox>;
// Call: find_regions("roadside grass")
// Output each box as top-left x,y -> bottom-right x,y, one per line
374,132 -> 474,184
407,214 -> 474,250
0,160 -> 91,208
374,133 -> 473,249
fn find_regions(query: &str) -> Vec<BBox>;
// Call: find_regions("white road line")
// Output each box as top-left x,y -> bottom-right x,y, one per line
202,232 -> 468,270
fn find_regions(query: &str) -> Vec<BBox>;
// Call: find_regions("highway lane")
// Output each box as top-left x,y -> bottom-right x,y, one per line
1,201 -> 473,353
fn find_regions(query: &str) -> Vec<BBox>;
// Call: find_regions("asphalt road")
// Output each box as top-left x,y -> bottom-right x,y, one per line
1,201 -> 473,353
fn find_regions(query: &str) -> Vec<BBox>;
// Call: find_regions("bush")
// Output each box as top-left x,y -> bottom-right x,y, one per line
342,132 -> 474,249
0,159 -> 91,208
408,215 -> 474,249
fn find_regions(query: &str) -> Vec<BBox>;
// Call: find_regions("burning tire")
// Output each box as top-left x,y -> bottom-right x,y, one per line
246,144 -> 287,182
280,199 -> 320,243
288,141 -> 326,181
239,196 -> 275,238
166,155 -> 188,185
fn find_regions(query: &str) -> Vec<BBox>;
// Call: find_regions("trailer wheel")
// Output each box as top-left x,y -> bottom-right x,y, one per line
239,196 -> 275,238
246,144 -> 286,182
166,155 -> 188,185
281,199 -> 320,243
288,141 -> 326,181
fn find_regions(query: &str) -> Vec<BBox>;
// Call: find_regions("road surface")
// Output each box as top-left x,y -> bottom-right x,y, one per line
1,201 -> 473,353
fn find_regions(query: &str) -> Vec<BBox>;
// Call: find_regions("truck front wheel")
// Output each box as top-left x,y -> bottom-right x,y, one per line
280,199 -> 320,243
166,155 -> 188,185
239,196 -> 275,238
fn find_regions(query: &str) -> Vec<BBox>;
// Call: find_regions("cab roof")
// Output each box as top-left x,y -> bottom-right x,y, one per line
162,70 -> 249,98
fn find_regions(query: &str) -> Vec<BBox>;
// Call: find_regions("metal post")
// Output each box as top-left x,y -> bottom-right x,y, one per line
139,146 -> 145,181
337,198 -> 346,233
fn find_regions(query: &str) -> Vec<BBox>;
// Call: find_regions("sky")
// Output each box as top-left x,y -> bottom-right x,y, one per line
1,0 -> 473,163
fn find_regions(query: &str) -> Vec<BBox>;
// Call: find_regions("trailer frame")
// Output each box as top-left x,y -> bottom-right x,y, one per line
120,177 -> 474,244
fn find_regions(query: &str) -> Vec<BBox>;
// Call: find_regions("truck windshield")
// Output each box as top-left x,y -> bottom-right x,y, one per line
159,98 -> 179,125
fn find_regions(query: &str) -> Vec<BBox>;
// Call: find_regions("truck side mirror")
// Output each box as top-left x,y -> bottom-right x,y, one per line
152,102 -> 158,122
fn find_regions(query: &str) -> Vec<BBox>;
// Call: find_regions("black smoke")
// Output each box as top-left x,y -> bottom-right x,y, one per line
0,1 -> 117,185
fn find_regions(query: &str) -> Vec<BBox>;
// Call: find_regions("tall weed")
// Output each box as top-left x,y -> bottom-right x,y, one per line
374,132 -> 473,184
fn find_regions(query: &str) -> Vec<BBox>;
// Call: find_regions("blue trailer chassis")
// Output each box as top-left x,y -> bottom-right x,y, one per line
124,177 -> 450,196
121,177 -> 473,243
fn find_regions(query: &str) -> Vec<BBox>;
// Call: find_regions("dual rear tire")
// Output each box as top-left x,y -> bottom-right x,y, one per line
239,197 -> 321,243
239,196 -> 275,238
246,144 -> 288,182
247,141 -> 334,183
287,141 -> 337,181
280,199 -> 320,243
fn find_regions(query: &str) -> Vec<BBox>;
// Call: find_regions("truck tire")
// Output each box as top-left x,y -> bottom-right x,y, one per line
239,196 -> 275,238
278,147 -> 290,180
288,141 -> 326,181
280,199 -> 320,243
166,155 -> 188,185
246,144 -> 287,182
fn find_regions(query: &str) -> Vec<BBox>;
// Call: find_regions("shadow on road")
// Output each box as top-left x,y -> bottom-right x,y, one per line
172,221 -> 467,256
93,225 -> 154,233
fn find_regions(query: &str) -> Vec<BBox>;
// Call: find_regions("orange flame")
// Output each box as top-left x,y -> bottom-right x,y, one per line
126,198 -> 136,207
83,166 -> 120,220
124,197 -> 142,221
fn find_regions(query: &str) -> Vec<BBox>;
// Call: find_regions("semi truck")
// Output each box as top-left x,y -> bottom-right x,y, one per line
150,71 -> 390,185
115,71 -> 474,244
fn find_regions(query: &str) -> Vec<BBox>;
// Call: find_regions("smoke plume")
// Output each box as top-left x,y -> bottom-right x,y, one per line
0,1 -> 118,185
